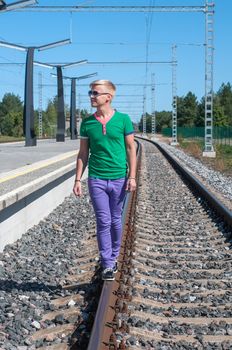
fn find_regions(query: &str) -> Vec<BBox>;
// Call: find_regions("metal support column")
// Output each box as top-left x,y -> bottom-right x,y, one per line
78,93 -> 81,135
70,77 -> 77,139
203,1 -> 215,157
0,39 -> 71,145
24,47 -> 36,146
142,86 -> 146,136
151,73 -> 156,139
171,44 -> 178,146
56,66 -> 65,142
38,72 -> 43,138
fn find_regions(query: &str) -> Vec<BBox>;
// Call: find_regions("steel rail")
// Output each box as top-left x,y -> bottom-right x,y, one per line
142,137 -> 232,230
14,6 -> 206,13
87,140 -> 141,350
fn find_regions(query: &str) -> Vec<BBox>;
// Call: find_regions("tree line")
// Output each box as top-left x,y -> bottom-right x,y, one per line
0,82 -> 232,137
138,82 -> 232,133
0,95 -> 89,138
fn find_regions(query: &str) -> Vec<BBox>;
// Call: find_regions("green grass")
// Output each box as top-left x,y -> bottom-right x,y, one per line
178,139 -> 232,175
215,144 -> 232,173
216,143 -> 232,156
0,135 -> 24,143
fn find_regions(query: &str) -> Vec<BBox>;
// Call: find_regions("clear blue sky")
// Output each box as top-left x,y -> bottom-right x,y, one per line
0,0 -> 231,122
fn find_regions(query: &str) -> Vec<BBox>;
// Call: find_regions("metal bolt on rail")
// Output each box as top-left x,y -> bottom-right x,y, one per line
121,266 -> 129,275
107,319 -> 117,328
118,320 -> 127,332
117,284 -> 126,296
109,333 -> 117,348
121,302 -> 128,314
115,299 -> 124,313
119,339 -> 127,349
126,277 -> 133,286
118,276 -> 127,285
124,291 -> 132,301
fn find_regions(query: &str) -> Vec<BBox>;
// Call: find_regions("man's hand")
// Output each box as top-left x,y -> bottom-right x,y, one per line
73,181 -> 82,196
126,178 -> 136,192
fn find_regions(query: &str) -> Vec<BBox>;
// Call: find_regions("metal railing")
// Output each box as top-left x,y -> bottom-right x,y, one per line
162,126 -> 232,146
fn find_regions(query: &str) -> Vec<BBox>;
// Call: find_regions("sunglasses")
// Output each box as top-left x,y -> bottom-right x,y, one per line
88,90 -> 111,97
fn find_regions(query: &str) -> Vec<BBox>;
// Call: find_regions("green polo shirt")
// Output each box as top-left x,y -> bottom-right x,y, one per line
80,111 -> 134,179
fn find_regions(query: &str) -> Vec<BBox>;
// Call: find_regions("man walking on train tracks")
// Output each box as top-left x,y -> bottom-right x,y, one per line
73,79 -> 136,281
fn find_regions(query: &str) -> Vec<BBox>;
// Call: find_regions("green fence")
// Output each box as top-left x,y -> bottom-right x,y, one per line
162,127 -> 232,146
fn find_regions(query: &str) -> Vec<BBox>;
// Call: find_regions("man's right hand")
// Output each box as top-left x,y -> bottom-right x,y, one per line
73,181 -> 82,196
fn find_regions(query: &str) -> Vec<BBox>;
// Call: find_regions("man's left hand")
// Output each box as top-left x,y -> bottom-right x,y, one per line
126,178 -> 136,192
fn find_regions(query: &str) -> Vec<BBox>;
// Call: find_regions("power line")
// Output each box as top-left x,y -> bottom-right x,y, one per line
14,6 -> 206,13
0,61 -> 172,65
40,83 -> 167,87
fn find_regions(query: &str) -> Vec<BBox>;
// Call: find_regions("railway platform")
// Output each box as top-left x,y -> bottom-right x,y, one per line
0,138 -> 86,251
0,138 -> 79,174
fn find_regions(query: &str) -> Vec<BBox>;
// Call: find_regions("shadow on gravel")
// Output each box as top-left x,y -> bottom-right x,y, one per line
69,269 -> 103,350
0,277 -> 103,295
0,279 -> 61,293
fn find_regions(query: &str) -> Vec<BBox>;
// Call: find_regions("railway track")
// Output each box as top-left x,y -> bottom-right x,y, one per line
2,138 -> 231,349
88,139 -> 232,349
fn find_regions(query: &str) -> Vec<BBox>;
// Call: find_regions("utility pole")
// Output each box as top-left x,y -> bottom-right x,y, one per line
70,78 -> 76,139
203,0 -> 215,157
78,93 -> 81,135
38,72 -> 43,138
171,44 -> 178,146
142,86 -> 147,136
56,66 -> 65,142
151,73 -> 156,140
61,72 -> 97,140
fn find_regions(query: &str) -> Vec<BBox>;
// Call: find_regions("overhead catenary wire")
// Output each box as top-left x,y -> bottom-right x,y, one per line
0,61 -> 172,65
12,6 -> 206,13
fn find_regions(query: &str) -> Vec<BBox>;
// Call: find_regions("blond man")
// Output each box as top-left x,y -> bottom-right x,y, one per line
73,80 -> 136,280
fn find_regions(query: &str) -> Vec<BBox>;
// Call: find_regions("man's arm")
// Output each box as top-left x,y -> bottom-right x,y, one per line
73,138 -> 89,196
125,134 -> 136,192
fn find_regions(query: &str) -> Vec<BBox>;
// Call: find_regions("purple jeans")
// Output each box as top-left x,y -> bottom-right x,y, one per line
88,177 -> 127,268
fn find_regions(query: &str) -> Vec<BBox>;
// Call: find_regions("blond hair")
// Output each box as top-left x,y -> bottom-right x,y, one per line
90,79 -> 116,96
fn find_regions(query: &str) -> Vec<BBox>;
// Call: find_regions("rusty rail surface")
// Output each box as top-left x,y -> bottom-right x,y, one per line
87,141 -> 141,350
